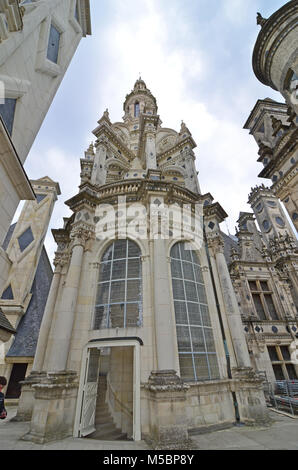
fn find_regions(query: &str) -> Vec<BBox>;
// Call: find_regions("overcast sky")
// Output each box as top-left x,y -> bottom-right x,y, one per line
22,0 -> 290,263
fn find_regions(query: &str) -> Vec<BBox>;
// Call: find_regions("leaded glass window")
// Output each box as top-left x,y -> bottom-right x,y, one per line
93,240 -> 142,329
170,242 -> 220,382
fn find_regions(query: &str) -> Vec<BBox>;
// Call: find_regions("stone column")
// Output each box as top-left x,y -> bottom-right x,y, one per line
33,255 -> 66,372
208,236 -> 270,425
145,132 -> 157,170
91,140 -> 107,186
209,237 -> 251,369
46,226 -> 91,372
145,239 -> 191,448
13,253 -> 67,422
22,225 -> 92,443
152,238 -> 178,371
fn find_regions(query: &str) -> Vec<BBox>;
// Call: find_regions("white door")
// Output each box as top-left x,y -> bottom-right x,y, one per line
79,348 -> 100,437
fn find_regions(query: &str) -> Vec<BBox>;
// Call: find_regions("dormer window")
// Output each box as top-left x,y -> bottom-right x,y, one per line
134,102 -> 140,118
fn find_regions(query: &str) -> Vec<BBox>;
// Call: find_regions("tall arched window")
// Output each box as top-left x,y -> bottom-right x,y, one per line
170,242 -> 220,382
93,240 -> 142,329
134,102 -> 140,118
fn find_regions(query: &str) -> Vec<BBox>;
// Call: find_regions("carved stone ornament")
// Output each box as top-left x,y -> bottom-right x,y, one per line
144,370 -> 190,392
70,225 -> 94,247
53,252 -> 69,269
207,235 -> 225,256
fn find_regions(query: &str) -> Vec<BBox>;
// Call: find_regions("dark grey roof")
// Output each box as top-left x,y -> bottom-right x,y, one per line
0,308 -> 15,333
1,224 -> 17,334
2,223 -> 16,251
7,246 -> 53,357
220,231 -> 239,265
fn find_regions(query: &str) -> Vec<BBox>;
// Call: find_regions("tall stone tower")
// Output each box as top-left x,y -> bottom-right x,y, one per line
18,80 -> 269,447
0,0 -> 91,300
246,1 -> 298,231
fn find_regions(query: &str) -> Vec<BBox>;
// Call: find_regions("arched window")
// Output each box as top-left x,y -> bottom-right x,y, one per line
134,102 -> 140,118
170,242 -> 220,382
93,240 -> 142,329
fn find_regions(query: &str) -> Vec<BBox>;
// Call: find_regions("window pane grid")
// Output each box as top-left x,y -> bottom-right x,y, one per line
94,240 -> 142,329
171,242 -> 219,382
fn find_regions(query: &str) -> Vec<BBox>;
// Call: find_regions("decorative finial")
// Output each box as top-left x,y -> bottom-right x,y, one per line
257,12 -> 267,27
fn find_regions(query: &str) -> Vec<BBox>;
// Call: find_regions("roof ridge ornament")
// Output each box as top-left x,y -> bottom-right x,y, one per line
256,12 -> 267,28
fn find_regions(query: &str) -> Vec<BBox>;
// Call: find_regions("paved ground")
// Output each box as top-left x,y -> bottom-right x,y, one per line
1,406 -> 298,451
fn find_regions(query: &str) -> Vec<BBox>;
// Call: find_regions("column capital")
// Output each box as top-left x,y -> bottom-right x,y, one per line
53,252 -> 69,270
206,235 -> 225,256
70,224 -> 94,248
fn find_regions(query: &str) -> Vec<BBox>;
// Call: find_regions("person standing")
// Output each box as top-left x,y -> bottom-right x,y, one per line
0,376 -> 7,419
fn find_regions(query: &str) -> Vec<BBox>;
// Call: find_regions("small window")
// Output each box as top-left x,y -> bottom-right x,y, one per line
36,194 -> 47,204
1,285 -> 13,300
47,24 -> 61,64
18,227 -> 34,252
275,217 -> 285,227
0,98 -> 17,135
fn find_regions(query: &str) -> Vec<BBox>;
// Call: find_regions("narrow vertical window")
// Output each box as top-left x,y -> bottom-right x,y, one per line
0,98 -> 17,135
94,240 -> 142,329
170,242 -> 220,382
75,0 -> 80,22
134,102 -> 140,118
47,24 -> 61,64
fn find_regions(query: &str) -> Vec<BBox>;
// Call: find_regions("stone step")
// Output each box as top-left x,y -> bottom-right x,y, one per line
91,428 -> 126,441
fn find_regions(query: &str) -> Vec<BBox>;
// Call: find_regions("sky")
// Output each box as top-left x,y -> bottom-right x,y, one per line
21,0 -> 290,264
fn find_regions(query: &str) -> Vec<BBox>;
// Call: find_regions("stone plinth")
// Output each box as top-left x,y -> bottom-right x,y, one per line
144,370 -> 191,449
12,371 -> 46,422
231,367 -> 271,426
22,371 -> 79,444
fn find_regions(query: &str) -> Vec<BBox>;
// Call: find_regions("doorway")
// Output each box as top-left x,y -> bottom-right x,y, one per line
6,363 -> 28,398
74,339 -> 141,441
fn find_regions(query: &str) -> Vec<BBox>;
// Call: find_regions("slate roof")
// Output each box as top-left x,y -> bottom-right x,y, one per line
2,222 -> 16,251
0,308 -> 15,333
0,223 -> 17,335
220,230 -> 239,265
6,246 -> 53,357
